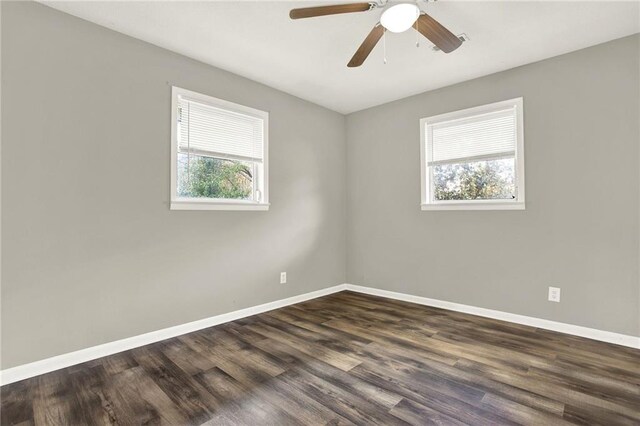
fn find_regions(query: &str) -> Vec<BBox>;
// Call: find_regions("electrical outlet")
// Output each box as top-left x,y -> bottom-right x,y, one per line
280,272 -> 287,284
548,286 -> 561,302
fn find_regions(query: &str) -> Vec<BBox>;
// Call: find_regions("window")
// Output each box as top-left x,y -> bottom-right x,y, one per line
170,87 -> 269,210
420,98 -> 525,211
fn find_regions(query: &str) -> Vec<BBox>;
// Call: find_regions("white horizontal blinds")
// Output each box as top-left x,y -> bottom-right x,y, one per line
428,107 -> 516,166
178,96 -> 264,162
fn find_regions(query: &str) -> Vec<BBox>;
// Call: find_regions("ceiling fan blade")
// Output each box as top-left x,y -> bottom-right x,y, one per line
289,3 -> 372,19
348,24 -> 385,67
414,13 -> 462,53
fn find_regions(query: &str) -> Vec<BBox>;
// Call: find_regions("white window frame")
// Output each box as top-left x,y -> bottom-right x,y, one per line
170,86 -> 269,211
420,97 -> 525,211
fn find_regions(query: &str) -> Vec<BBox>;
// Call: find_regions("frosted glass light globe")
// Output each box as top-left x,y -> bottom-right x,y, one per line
380,3 -> 420,33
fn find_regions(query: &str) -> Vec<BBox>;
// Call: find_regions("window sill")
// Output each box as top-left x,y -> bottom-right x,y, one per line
421,202 -> 525,211
170,200 -> 270,211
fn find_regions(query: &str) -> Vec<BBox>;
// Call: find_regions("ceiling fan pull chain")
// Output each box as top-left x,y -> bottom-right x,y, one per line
416,19 -> 420,47
383,28 -> 387,64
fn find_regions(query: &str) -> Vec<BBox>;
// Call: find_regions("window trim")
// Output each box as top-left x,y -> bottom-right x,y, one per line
420,97 -> 525,211
170,86 -> 269,211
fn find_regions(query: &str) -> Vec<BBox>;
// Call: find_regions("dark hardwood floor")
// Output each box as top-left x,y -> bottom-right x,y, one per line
2,291 -> 639,425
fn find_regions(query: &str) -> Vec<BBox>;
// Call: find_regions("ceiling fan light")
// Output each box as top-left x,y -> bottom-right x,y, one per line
380,3 -> 420,33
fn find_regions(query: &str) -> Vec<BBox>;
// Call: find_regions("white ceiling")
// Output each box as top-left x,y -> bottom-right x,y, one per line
42,1 -> 640,114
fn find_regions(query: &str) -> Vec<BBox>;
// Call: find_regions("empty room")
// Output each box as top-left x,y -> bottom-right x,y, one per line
1,0 -> 639,424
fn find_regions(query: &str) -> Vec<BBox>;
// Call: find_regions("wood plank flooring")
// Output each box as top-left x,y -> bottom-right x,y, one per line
2,291 -> 639,425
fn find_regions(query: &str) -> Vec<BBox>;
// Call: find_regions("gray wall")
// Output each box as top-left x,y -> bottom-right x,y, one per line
347,34 -> 640,337
1,1 -> 347,369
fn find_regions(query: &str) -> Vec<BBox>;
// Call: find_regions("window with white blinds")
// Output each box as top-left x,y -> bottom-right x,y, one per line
170,87 -> 269,211
177,97 -> 264,163
420,98 -> 525,210
429,108 -> 516,166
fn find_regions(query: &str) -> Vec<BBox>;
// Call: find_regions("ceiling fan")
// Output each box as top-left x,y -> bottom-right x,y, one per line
289,1 -> 463,67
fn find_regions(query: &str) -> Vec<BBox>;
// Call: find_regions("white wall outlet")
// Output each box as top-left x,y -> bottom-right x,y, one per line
280,272 -> 287,284
548,286 -> 561,302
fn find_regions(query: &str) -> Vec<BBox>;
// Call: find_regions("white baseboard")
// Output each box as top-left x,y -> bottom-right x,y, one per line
2,282 -> 638,386
0,284 -> 348,386
344,284 -> 640,349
